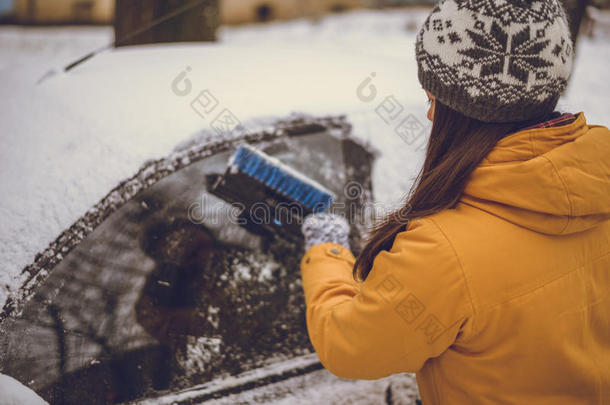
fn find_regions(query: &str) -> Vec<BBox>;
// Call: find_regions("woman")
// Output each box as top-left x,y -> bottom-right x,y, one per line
299,0 -> 610,403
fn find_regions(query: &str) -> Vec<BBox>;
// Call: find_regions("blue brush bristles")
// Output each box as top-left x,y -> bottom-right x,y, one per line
229,144 -> 335,212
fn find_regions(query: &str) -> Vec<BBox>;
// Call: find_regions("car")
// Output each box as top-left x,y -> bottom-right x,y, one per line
0,39 -> 422,403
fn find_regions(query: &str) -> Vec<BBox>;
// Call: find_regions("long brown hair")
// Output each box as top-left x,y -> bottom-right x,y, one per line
352,100 -> 554,282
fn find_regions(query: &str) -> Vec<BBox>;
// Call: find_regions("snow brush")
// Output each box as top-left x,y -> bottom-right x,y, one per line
208,144 -> 336,240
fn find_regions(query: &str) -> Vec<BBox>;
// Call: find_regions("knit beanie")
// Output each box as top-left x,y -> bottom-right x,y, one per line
415,0 -> 574,123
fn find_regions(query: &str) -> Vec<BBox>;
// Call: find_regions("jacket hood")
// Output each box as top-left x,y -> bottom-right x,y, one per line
460,112 -> 610,235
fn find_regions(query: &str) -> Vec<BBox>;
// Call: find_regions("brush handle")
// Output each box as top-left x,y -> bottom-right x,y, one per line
301,213 -> 351,251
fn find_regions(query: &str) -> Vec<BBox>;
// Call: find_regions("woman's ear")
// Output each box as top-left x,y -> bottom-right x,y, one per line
425,91 -> 435,122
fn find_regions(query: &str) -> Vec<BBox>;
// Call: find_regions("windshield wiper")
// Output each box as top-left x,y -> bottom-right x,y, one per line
37,0 -> 211,85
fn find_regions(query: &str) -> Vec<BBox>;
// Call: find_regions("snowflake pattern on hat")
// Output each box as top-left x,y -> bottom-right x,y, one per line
416,0 -> 573,122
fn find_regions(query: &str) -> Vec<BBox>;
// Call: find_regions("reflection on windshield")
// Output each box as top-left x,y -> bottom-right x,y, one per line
0,129 -> 374,404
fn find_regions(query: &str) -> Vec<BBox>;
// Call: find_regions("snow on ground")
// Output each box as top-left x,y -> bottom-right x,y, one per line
1,7 -> 609,313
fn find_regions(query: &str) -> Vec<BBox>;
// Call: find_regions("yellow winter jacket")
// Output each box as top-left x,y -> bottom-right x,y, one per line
299,112 -> 610,404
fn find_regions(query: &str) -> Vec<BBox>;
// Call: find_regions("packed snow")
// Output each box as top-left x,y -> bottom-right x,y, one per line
0,373 -> 49,405
0,5 -> 609,345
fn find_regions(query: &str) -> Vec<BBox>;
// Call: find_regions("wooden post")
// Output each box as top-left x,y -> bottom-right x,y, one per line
114,0 -> 219,47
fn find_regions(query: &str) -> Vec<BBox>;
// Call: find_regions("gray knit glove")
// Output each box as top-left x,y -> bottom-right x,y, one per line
301,212 -> 351,251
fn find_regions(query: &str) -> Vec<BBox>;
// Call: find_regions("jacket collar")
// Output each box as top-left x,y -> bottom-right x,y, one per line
482,112 -> 588,164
